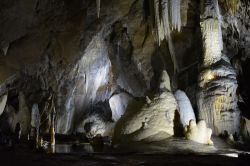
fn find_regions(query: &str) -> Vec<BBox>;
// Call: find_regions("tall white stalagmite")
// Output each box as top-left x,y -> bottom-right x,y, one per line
96,0 -> 101,18
175,90 -> 196,127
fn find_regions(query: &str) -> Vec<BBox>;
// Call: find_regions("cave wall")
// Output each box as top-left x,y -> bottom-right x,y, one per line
1,0 -> 250,137
0,0 -> 201,135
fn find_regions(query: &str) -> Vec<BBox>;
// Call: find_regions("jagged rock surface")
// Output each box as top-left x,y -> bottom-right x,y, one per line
113,71 -> 178,143
197,0 -> 240,136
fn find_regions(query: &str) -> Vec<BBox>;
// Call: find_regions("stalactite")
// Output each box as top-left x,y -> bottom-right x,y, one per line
170,0 -> 182,32
96,0 -> 101,18
153,0 -> 180,73
161,0 -> 170,39
154,0 -> 164,45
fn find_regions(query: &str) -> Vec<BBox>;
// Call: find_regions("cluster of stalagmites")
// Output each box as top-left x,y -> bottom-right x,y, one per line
0,70 -> 213,146
0,0 -> 248,148
112,70 -> 213,145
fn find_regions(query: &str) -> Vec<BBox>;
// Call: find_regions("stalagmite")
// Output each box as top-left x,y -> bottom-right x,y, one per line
197,0 -> 240,135
0,94 -> 7,116
31,104 -> 40,146
113,70 -> 178,144
109,93 -> 132,122
184,120 -> 213,145
174,90 -> 196,127
154,0 -> 164,45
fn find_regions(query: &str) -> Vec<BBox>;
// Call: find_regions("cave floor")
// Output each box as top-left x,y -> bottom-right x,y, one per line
0,137 -> 250,166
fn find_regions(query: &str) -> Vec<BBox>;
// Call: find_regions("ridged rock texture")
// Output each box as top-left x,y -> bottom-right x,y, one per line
0,0 -> 250,142
113,71 -> 178,143
197,0 -> 240,136
0,0 -> 201,136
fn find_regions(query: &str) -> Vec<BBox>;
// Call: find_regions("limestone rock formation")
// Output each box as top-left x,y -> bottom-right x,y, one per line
197,57 -> 240,135
113,71 -> 178,143
174,90 -> 196,127
197,0 -> 240,136
109,93 -> 133,122
0,0 -> 249,146
0,92 -> 30,136
0,0 -> 201,136
76,115 -> 115,138
0,94 -> 7,116
184,120 -> 213,145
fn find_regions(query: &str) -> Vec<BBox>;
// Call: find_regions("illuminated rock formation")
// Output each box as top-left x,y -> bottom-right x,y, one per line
0,92 -> 30,137
184,120 -> 213,145
113,71 -> 178,143
76,115 -> 115,138
174,90 -> 196,127
197,0 -> 240,135
109,93 -> 132,122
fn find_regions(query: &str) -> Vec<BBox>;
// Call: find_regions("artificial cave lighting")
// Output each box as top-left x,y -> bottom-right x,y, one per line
0,0 -> 250,165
